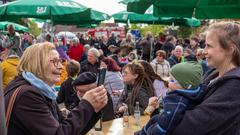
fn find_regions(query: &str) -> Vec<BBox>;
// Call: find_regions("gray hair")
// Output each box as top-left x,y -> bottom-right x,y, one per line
88,48 -> 100,58
175,45 -> 183,52
7,24 -> 15,30
72,37 -> 79,43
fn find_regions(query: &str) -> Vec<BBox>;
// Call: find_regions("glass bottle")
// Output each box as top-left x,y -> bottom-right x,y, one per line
94,116 -> 102,131
134,101 -> 141,126
123,107 -> 129,127
144,105 -> 155,116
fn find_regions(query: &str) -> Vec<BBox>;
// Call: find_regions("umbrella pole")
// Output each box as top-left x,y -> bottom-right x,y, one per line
0,67 -> 6,135
125,19 -> 130,35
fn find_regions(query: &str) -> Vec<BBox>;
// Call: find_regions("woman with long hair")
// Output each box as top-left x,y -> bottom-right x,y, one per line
116,62 -> 155,115
138,60 -> 168,98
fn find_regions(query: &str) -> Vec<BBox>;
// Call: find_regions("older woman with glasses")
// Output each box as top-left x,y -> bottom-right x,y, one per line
4,42 -> 108,135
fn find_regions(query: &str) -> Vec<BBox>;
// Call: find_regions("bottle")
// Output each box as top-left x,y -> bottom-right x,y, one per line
94,116 -> 102,131
134,101 -> 141,126
144,105 -> 155,116
123,107 -> 129,127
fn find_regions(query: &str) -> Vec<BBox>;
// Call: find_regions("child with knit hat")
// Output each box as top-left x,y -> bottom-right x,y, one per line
136,61 -> 205,135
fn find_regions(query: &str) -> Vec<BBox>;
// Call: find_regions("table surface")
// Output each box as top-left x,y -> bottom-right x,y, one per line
87,116 -> 150,135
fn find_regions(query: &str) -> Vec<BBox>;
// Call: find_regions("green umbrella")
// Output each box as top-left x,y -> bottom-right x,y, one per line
112,11 -> 200,27
52,9 -> 109,25
77,23 -> 98,28
0,0 -> 92,23
121,0 -> 240,19
112,10 -> 157,23
0,21 -> 29,32
31,9 -> 109,25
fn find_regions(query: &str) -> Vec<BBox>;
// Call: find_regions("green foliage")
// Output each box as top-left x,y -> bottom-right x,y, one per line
177,26 -> 205,38
177,26 -> 192,38
129,24 -> 165,37
28,21 -> 41,37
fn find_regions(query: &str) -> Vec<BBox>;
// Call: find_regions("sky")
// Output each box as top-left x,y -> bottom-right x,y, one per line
74,0 -> 126,15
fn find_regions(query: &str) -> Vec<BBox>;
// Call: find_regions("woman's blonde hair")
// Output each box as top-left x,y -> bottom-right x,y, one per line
17,42 -> 56,80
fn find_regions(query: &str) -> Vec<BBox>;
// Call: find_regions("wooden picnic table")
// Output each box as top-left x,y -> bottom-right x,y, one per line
87,116 -> 150,135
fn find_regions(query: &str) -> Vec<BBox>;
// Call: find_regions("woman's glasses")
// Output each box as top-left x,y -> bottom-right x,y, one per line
122,70 -> 129,76
49,58 -> 63,67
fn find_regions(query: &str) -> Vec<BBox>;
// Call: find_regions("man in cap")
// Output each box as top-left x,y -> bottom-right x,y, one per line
73,72 -> 115,121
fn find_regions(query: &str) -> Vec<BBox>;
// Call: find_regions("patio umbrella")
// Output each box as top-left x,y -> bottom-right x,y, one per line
77,23 -> 98,28
0,0 -> 92,23
52,9 -> 109,25
121,0 -> 240,19
0,21 -> 29,32
28,10 -> 109,25
111,11 -> 200,27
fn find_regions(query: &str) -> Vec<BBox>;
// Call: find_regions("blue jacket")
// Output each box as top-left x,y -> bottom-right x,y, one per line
171,67 -> 240,135
136,84 -> 206,135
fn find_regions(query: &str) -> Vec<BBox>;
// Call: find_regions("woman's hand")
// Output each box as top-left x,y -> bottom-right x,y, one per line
82,85 -> 108,113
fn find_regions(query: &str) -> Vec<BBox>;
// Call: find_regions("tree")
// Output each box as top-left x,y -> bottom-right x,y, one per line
28,21 -> 41,37
129,24 -> 165,37
177,26 -> 193,38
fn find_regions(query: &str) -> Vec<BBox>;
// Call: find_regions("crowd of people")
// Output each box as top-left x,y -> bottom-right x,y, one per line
1,21 -> 240,135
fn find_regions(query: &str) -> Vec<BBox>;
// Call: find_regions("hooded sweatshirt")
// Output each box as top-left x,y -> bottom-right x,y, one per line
0,57 -> 19,88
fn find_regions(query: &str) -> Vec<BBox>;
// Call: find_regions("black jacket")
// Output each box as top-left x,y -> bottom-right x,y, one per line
80,60 -> 100,74
56,77 -> 80,110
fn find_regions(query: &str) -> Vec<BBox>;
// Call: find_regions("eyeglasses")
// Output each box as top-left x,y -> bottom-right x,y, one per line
122,70 -> 129,75
49,58 -> 63,67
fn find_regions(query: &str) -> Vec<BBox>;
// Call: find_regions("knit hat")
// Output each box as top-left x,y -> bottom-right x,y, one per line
170,62 -> 203,89
72,72 -> 97,86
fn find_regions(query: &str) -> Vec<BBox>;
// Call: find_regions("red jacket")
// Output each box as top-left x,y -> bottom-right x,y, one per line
67,44 -> 84,61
